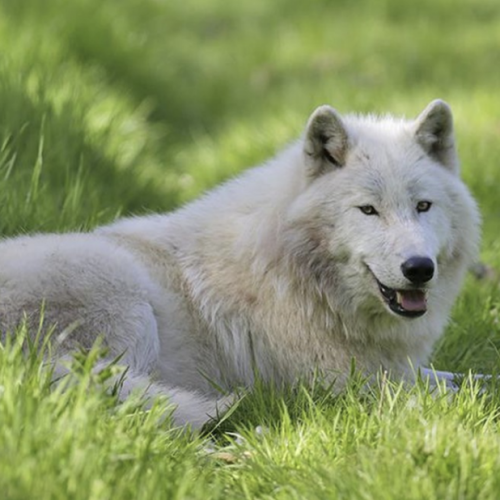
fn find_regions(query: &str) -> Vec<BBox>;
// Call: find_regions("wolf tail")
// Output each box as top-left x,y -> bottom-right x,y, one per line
52,356 -> 232,430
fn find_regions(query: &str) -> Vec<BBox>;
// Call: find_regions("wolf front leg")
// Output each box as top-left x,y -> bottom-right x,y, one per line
417,366 -> 492,391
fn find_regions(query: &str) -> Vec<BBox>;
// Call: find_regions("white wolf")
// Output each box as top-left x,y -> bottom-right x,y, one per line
0,100 -> 480,428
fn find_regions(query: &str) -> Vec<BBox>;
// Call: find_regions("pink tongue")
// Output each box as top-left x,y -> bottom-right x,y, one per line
398,290 -> 427,312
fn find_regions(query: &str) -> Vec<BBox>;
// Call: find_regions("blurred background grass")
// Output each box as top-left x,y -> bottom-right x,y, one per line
0,0 -> 499,369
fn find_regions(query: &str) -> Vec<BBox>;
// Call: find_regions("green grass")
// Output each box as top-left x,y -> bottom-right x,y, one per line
1,0 -> 500,498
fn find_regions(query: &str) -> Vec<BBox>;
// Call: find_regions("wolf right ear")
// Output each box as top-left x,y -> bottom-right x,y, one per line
304,105 -> 349,177
414,100 -> 458,173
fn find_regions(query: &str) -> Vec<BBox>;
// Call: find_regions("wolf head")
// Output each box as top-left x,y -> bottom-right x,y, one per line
285,100 -> 480,323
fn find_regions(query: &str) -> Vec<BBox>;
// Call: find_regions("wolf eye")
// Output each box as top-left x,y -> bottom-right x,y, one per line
416,201 -> 432,213
358,205 -> 378,216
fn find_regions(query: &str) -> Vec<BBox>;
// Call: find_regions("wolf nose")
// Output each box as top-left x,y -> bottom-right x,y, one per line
401,256 -> 434,284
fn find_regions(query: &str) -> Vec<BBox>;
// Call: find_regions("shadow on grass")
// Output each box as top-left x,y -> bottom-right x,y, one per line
0,81 -> 179,234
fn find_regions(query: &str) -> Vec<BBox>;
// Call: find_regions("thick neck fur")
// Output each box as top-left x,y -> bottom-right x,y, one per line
162,143 -> 441,380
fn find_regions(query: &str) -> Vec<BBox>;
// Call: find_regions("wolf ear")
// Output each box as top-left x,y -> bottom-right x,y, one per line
304,105 -> 349,177
414,100 -> 458,173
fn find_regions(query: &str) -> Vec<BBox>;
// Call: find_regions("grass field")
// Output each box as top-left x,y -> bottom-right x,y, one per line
1,0 -> 500,498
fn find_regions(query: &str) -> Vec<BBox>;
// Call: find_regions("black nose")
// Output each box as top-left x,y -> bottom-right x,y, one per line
401,256 -> 435,284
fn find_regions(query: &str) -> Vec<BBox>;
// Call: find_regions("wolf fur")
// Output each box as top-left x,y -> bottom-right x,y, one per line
0,100 -> 480,427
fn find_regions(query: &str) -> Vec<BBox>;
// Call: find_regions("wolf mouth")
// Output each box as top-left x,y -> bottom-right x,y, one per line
376,280 -> 428,318
366,267 -> 428,318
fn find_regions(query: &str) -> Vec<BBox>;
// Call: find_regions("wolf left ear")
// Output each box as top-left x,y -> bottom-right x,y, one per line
304,105 -> 349,177
414,100 -> 458,173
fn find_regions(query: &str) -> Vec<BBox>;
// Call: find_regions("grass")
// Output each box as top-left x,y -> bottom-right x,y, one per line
1,0 -> 500,498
